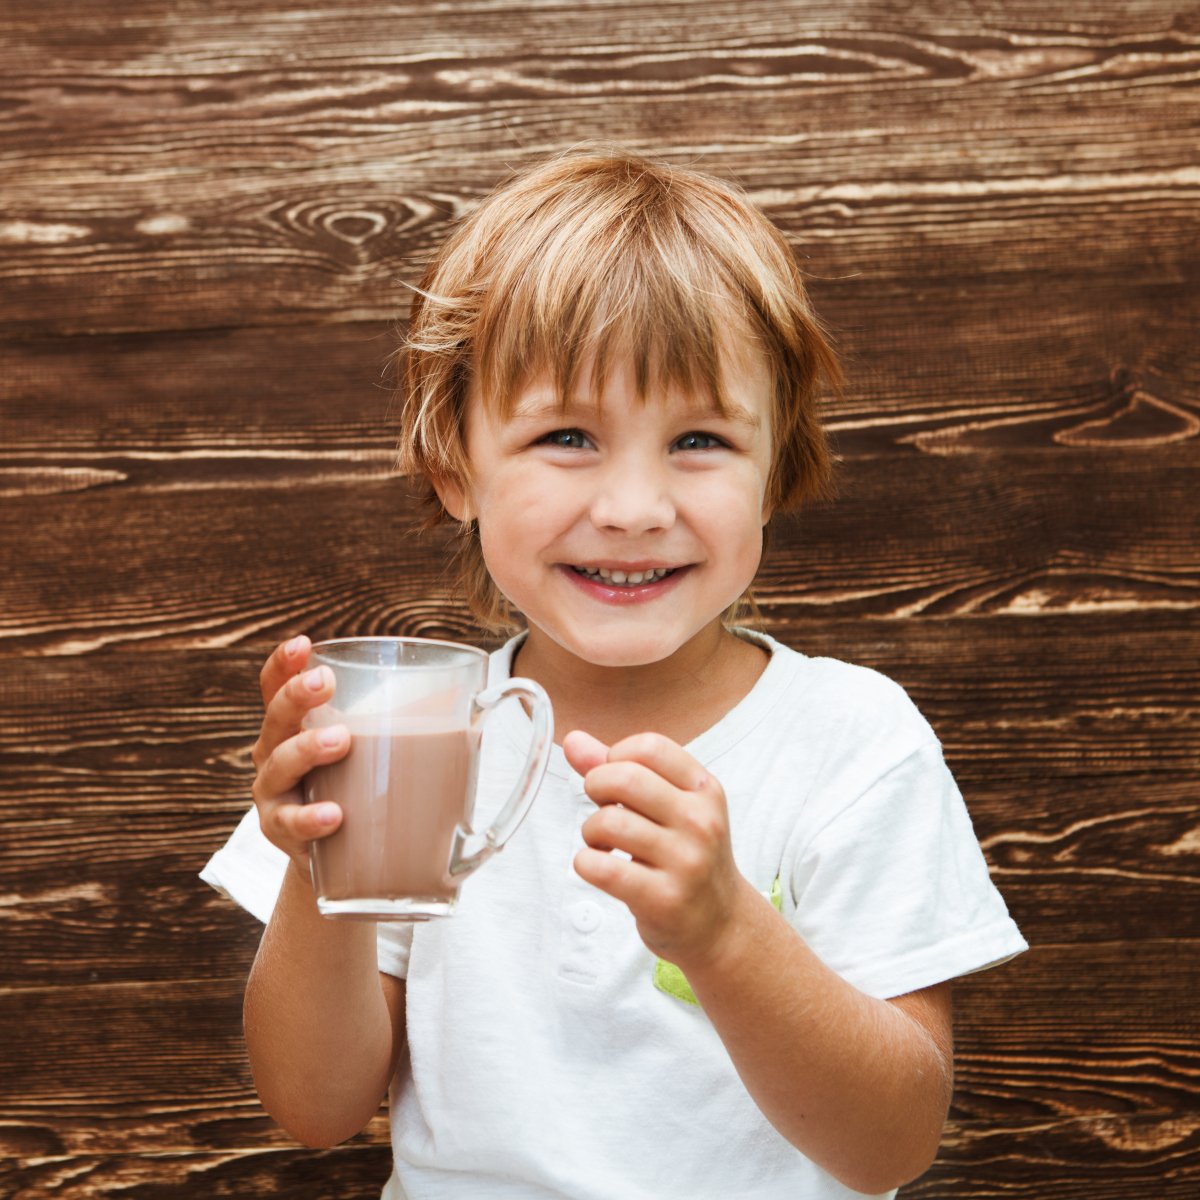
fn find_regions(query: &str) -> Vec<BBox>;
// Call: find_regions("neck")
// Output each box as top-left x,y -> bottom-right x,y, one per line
511,622 -> 768,747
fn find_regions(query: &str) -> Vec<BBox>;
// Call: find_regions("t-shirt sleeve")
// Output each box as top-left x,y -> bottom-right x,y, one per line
785,739 -> 1027,1000
199,805 -> 289,923
199,806 -> 415,978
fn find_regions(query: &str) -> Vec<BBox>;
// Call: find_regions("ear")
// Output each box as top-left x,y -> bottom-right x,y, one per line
430,473 -> 473,523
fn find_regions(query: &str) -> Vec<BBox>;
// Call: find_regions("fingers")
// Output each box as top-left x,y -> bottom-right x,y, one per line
580,795 -> 669,864
570,729 -> 742,967
254,720 -> 350,808
605,731 -> 712,793
259,634 -> 311,707
254,660 -> 336,770
574,844 -> 659,906
260,798 -> 344,853
562,729 -> 610,777
572,730 -> 727,839
252,722 -> 351,861
577,732 -> 727,874
252,634 -> 352,862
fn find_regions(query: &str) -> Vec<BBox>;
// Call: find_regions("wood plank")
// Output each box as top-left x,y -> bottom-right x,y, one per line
4,2 -> 1194,177
759,450 -> 1200,621
0,4 -> 1195,333
0,470 -> 444,655
1,617 -> 1196,988
1,152 -> 1193,337
2,767 -> 1194,989
0,1146 -> 395,1200
4,1120 -> 1196,1200
3,62 -> 1192,194
2,275 -> 1195,461
0,944 -> 1194,1159
3,618 -> 1196,786
0,323 -> 399,458
951,948 -> 1200,1120
911,1114 -> 1200,1198
0,446 -> 1194,655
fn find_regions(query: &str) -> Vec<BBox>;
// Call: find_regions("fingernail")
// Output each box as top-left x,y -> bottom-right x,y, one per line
305,667 -> 326,691
286,636 -> 306,656
318,726 -> 344,748
315,803 -> 339,825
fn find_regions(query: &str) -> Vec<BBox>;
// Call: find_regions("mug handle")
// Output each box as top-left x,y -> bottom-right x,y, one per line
447,677 -> 553,879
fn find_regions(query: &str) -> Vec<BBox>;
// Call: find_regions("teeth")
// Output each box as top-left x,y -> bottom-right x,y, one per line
576,565 -> 674,586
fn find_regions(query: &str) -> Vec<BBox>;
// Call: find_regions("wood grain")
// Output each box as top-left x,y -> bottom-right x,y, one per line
1,615 -> 1196,991
0,945 -> 1194,1148
1,275 -> 1196,461
4,1123 -> 1199,1200
0,3 -> 1195,334
1,0 -> 1196,1195
0,1146 -> 395,1200
0,446 -> 1196,654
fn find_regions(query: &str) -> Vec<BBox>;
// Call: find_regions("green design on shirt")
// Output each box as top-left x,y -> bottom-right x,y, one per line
653,876 -> 783,1007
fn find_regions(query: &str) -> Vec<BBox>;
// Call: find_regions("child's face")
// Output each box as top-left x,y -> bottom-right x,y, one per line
439,350 -> 776,671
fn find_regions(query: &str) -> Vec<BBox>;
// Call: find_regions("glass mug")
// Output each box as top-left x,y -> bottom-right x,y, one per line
301,637 -> 552,920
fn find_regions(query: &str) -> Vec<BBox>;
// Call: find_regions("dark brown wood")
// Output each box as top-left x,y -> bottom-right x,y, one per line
3,1125 -> 1199,1200
0,450 -> 1196,653
0,4 -> 1196,335
1,0 -> 1196,1195
2,274 -> 1197,460
0,944 -> 1194,1140
0,1146 -> 397,1200
0,615 -> 1195,992
0,944 -> 1194,1196
911,1116 -> 1200,1199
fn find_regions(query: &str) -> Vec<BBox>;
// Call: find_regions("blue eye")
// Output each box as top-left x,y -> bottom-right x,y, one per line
673,432 -> 725,452
539,428 -> 591,450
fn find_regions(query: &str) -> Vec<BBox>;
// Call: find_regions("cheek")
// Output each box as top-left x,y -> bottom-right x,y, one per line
735,525 -> 766,579
716,477 -> 769,565
701,472 -> 768,531
474,475 -> 563,561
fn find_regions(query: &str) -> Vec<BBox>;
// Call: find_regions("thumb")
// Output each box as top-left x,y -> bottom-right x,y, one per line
562,729 -> 610,776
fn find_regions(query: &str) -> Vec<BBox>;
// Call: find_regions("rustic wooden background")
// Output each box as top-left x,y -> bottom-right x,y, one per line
2,0 -> 1197,1196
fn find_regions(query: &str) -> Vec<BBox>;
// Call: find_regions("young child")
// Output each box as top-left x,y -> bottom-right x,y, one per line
202,148 -> 1027,1199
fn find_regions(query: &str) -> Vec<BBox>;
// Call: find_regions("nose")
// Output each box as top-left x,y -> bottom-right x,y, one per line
588,459 -> 676,534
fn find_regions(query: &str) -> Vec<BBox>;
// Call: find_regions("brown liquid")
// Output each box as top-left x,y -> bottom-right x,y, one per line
306,720 -> 481,903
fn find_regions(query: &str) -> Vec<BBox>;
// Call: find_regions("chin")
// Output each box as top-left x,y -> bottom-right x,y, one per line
558,627 -> 695,670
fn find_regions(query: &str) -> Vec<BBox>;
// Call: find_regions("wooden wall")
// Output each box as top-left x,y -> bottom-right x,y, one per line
2,1 -> 1197,1195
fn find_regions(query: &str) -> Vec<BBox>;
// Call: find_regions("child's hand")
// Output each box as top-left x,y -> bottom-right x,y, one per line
250,635 -> 350,868
563,729 -> 754,970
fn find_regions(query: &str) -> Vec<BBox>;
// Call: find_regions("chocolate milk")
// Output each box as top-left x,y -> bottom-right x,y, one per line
307,718 -> 482,904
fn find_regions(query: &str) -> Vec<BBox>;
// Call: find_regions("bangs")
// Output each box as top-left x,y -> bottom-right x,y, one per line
472,190 -> 747,414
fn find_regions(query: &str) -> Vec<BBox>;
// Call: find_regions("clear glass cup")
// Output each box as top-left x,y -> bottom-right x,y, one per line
301,637 -> 552,920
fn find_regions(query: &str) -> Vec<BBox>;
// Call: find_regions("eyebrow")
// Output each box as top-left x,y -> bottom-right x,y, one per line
508,394 -> 762,429
507,395 -> 574,422
717,403 -> 763,430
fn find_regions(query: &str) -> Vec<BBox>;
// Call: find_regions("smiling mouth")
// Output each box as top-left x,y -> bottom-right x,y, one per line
571,565 -> 677,587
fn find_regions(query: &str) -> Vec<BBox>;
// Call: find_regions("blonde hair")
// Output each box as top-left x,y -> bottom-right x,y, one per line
394,148 -> 841,631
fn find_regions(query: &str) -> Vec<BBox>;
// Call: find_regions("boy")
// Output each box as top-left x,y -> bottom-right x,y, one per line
202,149 -> 1026,1198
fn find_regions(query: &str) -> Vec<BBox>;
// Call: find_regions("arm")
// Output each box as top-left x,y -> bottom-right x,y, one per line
681,880 -> 952,1193
565,730 -> 953,1195
244,861 -> 407,1148
242,636 -> 408,1148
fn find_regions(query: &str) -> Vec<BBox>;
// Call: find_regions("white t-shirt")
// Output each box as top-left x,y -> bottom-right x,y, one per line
202,631 -> 1027,1199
